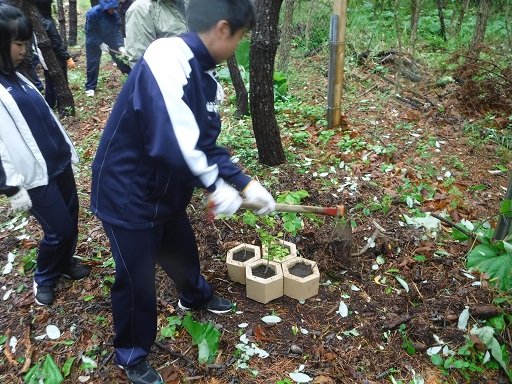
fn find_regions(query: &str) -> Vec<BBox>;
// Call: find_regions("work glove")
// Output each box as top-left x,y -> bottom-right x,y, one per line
66,57 -> 76,69
242,180 -> 276,215
118,46 -> 127,57
206,179 -> 242,216
99,43 -> 109,53
8,188 -> 32,212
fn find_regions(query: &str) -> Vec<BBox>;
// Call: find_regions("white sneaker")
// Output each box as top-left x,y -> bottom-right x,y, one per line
85,90 -> 95,97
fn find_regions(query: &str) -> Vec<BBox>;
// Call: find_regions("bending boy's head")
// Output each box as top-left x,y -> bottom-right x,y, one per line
186,0 -> 256,35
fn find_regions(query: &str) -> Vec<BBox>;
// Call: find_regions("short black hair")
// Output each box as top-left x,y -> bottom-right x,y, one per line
0,3 -> 32,73
186,0 -> 256,35
35,0 -> 54,19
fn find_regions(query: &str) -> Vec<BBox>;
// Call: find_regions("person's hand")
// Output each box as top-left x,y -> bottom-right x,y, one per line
8,188 -> 32,212
206,179 -> 242,216
66,57 -> 76,69
118,46 -> 127,57
99,43 -> 109,53
243,180 -> 276,215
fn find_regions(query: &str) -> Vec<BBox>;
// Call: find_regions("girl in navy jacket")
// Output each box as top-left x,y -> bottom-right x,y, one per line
0,3 -> 89,306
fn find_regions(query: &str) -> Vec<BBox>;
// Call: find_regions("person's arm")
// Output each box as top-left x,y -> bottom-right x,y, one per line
45,20 -> 71,61
125,0 -> 156,67
0,145 -> 31,211
112,11 -> 125,50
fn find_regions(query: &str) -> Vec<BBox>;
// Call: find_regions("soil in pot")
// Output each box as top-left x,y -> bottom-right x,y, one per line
233,249 -> 256,263
251,264 -> 276,279
288,261 -> 313,278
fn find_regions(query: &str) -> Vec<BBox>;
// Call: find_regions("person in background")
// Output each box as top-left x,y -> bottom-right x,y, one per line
0,3 -> 90,306
117,0 -> 132,37
35,0 -> 75,112
84,0 -> 128,97
90,0 -> 274,382
124,0 -> 186,67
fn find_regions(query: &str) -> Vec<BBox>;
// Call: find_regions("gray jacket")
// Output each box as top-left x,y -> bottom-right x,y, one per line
125,0 -> 187,67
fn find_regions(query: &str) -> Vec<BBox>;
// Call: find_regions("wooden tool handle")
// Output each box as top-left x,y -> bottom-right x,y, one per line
241,201 -> 345,217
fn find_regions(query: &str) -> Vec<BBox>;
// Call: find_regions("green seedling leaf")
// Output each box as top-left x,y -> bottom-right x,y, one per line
500,200 -> 512,218
469,184 -> 487,191
25,354 -> 64,384
471,326 -> 510,375
62,356 -> 76,377
452,227 -> 470,241
394,275 -> 409,292
182,314 -> 221,364
467,243 -> 512,291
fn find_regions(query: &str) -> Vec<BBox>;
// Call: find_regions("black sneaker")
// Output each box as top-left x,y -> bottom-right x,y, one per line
62,264 -> 90,280
33,281 -> 56,306
178,294 -> 233,314
120,360 -> 163,384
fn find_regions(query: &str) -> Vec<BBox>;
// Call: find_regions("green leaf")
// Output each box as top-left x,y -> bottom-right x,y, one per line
234,40 -> 250,70
25,354 -> 64,384
500,200 -> 512,217
430,354 -> 444,366
62,356 -> 76,377
469,184 -> 487,191
182,314 -> 221,364
467,243 -> 512,291
452,227 -> 470,241
395,275 -> 409,292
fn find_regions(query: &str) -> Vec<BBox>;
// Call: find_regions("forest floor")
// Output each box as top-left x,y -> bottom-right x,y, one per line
1,34 -> 512,384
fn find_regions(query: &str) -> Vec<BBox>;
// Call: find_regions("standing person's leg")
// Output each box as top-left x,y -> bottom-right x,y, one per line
29,165 -> 84,304
102,223 -> 162,367
156,210 -> 215,307
85,43 -> 102,93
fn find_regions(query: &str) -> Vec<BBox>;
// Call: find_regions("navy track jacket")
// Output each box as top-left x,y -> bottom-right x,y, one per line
91,33 -> 251,229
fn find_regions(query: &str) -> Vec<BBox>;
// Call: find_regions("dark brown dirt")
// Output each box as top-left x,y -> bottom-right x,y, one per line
1,43 -> 511,384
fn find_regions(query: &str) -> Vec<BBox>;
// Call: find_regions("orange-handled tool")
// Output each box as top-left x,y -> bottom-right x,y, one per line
240,200 -> 345,217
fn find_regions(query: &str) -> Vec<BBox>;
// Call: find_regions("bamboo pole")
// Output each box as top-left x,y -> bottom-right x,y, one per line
329,0 -> 348,127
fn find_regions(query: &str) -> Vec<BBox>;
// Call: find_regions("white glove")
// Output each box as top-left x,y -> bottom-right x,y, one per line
206,179 -> 242,216
8,188 -> 32,212
118,46 -> 127,57
99,43 -> 109,52
243,181 -> 276,215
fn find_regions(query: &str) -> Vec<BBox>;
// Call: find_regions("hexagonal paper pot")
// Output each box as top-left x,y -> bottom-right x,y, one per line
245,259 -> 284,304
226,244 -> 261,285
282,258 -> 320,301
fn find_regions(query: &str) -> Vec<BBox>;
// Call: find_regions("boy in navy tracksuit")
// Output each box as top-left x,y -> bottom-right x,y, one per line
84,0 -> 128,97
91,0 -> 275,382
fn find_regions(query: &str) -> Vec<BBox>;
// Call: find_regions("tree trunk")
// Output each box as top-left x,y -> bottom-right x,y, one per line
250,0 -> 286,166
276,0 -> 297,74
437,0 -> 447,42
452,0 -> 470,38
68,0 -> 78,46
227,54 -> 249,117
13,0 -> 75,115
409,0 -> 421,57
469,0 -> 491,57
304,0 -> 315,51
56,0 -> 68,47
